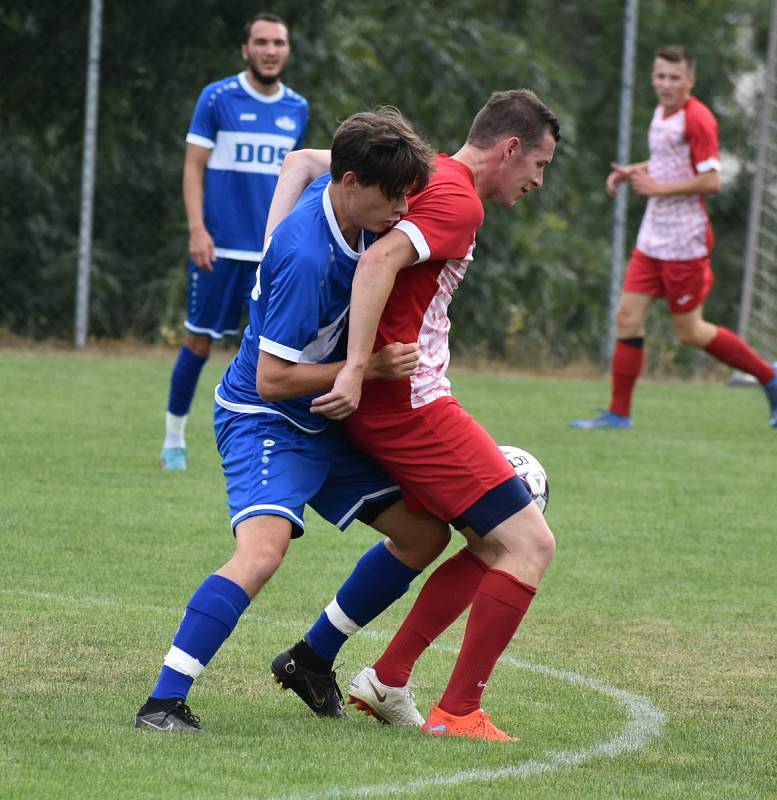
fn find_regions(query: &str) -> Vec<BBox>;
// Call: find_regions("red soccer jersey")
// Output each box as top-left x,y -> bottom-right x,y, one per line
635,96 -> 721,260
359,154 -> 484,412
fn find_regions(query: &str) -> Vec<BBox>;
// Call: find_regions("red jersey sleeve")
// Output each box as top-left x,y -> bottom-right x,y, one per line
684,97 -> 720,173
396,175 -> 484,264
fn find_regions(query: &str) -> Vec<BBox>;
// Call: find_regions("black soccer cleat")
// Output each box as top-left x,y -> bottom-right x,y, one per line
134,698 -> 205,733
271,650 -> 347,719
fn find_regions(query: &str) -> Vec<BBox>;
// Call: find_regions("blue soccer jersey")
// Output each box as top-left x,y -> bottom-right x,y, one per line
186,72 -> 309,262
216,175 -> 376,433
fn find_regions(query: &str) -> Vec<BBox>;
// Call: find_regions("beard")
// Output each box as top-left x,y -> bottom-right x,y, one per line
248,63 -> 283,86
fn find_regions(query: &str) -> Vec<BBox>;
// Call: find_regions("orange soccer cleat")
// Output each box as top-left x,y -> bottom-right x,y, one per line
420,704 -> 519,743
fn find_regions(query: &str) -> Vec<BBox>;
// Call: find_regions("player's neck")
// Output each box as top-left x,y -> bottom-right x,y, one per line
244,69 -> 282,96
451,144 -> 491,201
328,184 -> 361,250
660,92 -> 691,116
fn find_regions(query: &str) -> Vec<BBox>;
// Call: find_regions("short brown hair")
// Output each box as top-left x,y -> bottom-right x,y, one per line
242,12 -> 288,44
655,44 -> 695,73
466,89 -> 560,149
330,107 -> 435,199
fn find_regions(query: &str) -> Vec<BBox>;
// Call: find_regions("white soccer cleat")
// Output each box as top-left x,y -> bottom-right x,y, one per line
347,666 -> 424,726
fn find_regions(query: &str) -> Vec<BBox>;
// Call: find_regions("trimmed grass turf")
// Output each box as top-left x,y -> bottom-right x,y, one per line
1,349 -> 775,799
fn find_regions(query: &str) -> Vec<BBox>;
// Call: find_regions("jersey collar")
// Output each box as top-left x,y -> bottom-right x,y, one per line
238,72 -> 285,103
322,181 -> 366,259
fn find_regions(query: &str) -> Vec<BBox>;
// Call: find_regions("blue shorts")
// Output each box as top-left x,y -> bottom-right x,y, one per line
185,257 -> 257,339
214,405 -> 402,537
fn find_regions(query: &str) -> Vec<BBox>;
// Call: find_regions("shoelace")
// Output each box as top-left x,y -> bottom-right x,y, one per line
173,702 -> 201,727
328,665 -> 345,703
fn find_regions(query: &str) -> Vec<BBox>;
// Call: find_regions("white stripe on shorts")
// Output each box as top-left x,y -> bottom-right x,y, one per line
163,645 -> 205,678
325,599 -> 361,636
231,504 -> 305,530
335,485 -> 401,530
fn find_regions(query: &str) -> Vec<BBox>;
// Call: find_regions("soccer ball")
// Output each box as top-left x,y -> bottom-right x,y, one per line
499,445 -> 549,514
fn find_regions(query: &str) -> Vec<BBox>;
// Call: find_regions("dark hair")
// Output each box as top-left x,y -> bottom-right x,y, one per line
330,107 -> 435,199
242,13 -> 288,44
655,44 -> 695,73
466,89 -> 560,149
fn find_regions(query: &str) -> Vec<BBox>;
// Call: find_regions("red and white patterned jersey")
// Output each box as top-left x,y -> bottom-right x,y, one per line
359,154 -> 484,412
635,96 -> 721,260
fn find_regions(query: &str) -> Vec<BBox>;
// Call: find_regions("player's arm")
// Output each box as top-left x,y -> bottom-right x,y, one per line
258,343 -> 420,409
183,143 -> 216,270
258,352 -> 343,402
630,167 -> 720,197
310,229 -> 419,419
633,104 -> 722,198
264,149 -> 332,243
606,160 -> 649,196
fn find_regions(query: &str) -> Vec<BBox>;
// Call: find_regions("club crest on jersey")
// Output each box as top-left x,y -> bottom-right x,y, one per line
275,116 -> 297,131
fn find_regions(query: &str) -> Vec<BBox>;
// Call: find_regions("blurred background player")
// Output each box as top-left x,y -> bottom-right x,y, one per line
273,90 -> 561,742
160,12 -> 309,470
571,44 -> 777,431
135,108 -> 451,732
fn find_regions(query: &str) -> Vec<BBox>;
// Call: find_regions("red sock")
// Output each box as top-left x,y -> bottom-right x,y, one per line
373,548 -> 488,688
610,338 -> 644,417
438,569 -> 536,716
704,327 -> 773,385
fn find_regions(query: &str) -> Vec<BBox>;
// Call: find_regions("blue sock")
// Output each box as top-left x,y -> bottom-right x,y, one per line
151,574 -> 250,700
305,542 -> 420,662
168,346 -> 208,416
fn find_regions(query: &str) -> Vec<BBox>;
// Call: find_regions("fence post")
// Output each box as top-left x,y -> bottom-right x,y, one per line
74,0 -> 103,347
607,0 -> 639,361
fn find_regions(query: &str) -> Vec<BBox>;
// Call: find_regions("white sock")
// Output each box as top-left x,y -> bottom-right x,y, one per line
163,412 -> 188,449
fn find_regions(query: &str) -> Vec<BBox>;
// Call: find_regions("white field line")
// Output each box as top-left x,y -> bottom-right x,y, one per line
2,588 -> 666,797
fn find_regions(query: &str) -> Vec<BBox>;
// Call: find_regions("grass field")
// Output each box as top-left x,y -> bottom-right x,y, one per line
1,348 -> 775,800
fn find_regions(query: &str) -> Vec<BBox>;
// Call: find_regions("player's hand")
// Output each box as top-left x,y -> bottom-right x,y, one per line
310,365 -> 364,420
606,163 -> 632,196
189,227 -> 216,271
366,342 -> 420,380
630,171 -> 662,197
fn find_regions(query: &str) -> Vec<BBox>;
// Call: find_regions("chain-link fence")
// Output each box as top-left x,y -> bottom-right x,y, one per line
1,0 -> 770,370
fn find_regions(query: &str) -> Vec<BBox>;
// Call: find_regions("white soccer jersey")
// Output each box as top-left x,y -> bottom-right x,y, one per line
187,72 -> 309,261
635,96 -> 721,260
359,154 -> 485,412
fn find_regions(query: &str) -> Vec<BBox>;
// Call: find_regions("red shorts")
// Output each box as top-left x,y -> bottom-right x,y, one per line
343,395 -> 515,521
623,248 -> 714,313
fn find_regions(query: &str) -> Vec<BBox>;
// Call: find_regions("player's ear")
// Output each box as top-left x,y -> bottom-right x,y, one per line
504,136 -> 521,162
342,171 -> 359,194
241,43 -> 249,62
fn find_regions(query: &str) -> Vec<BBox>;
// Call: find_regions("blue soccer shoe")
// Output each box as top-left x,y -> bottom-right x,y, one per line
570,408 -> 633,430
160,446 -> 187,470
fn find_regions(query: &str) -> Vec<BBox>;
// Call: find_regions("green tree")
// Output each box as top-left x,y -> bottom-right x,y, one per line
0,0 -> 770,368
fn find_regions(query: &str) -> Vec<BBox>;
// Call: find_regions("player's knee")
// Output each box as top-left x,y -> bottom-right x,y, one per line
615,306 -> 640,336
240,547 -> 285,588
234,526 -> 290,584
388,525 -> 450,570
675,324 -> 704,347
418,525 -> 451,563
517,515 -> 555,567
185,333 -> 211,358
535,525 -> 556,566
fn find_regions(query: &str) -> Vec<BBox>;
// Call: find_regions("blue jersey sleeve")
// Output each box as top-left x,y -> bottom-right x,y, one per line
257,245 -> 321,362
294,104 -> 310,151
187,84 -> 219,147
